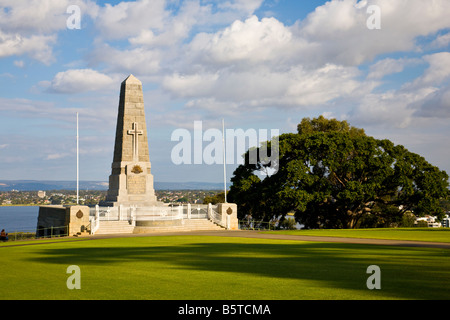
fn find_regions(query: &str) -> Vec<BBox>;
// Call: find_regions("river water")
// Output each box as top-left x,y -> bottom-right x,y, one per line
0,206 -> 39,232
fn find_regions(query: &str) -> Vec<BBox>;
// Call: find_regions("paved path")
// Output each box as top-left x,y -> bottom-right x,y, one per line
3,230 -> 450,249
88,230 -> 450,249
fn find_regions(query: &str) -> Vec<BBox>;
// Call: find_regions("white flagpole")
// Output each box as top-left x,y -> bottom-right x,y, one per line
76,112 -> 79,205
222,119 -> 227,203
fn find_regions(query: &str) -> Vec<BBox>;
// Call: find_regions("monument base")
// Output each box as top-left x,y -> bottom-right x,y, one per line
99,200 -> 165,208
135,219 -> 183,227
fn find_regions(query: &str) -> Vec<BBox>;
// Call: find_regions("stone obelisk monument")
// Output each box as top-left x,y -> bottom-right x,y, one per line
104,75 -> 158,207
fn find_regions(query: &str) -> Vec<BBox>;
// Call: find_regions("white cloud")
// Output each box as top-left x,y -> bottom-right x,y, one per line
93,0 -> 167,40
0,0 -> 71,34
93,0 -> 265,44
218,0 -> 264,15
367,58 -> 420,80
349,52 -> 450,126
0,0 -> 97,64
159,14 -> 365,115
349,89 -> 428,128
46,69 -> 116,94
46,153 -> 70,160
430,32 -> 450,49
399,52 -> 450,119
89,45 -> 162,75
0,31 -> 56,65
413,86 -> 450,118
0,97 -> 58,117
409,52 -> 450,88
0,72 -> 14,78
0,96 -> 116,129
90,0 -> 269,74
154,0 -> 450,124
295,0 -> 450,66
163,63 -> 363,113
187,16 -> 299,69
162,72 -> 219,98
13,60 -> 24,68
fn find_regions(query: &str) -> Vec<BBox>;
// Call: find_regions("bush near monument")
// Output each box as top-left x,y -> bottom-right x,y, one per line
203,192 -> 227,205
228,116 -> 449,229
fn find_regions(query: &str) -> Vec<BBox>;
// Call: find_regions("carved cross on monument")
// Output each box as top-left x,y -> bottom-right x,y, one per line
128,122 -> 143,162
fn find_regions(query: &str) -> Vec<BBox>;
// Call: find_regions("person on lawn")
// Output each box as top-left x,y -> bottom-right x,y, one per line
0,229 -> 8,241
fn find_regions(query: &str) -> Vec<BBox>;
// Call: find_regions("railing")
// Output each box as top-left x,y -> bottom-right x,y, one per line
0,226 -> 71,242
90,205 -> 132,222
186,204 -> 209,219
239,220 -> 273,231
88,203 -> 223,234
134,206 -> 183,221
97,206 -> 120,221
1,228 -> 35,242
208,204 -> 226,228
36,225 -> 70,239
89,215 -> 100,235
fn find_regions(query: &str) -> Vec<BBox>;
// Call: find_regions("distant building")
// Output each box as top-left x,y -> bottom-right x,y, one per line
416,215 -> 441,228
442,215 -> 450,228
37,191 -> 46,198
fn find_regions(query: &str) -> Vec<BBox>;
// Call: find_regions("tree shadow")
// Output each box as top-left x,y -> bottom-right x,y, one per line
26,239 -> 450,299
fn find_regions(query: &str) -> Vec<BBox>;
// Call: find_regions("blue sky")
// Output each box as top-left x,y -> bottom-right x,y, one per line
0,0 -> 450,185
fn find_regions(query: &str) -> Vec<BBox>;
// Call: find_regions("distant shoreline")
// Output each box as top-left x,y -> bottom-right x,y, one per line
0,204 -> 40,207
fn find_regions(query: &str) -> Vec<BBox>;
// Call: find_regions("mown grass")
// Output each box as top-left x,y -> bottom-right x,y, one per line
261,228 -> 450,243
1,235 -> 449,300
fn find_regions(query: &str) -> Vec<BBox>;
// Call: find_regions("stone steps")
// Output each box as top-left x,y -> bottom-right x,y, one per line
94,219 -> 225,235
95,220 -> 135,235
183,219 -> 224,231
134,219 -> 225,233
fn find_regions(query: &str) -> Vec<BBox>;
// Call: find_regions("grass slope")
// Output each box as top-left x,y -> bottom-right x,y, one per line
1,235 -> 450,300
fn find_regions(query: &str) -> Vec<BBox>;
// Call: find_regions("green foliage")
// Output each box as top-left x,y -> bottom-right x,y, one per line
416,220 -> 429,228
401,212 -> 417,228
280,218 -> 297,230
229,116 -> 449,229
297,115 -> 366,137
7,232 -> 36,242
203,192 -> 226,204
176,196 -> 188,203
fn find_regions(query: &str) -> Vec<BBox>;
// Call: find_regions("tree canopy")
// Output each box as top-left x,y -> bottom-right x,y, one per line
203,192 -> 226,205
228,117 -> 449,229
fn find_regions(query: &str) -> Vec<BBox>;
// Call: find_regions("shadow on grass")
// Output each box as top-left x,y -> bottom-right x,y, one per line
27,240 -> 450,299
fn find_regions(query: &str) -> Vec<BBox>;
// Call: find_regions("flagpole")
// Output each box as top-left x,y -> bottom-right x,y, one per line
76,112 -> 79,205
222,119 -> 227,203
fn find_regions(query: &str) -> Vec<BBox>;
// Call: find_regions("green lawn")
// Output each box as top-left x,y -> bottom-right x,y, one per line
1,235 -> 449,300
261,228 -> 450,243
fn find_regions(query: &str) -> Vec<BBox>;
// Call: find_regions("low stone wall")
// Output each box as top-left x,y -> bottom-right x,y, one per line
66,206 -> 91,236
36,205 -> 90,237
218,203 -> 238,230
36,205 -> 67,237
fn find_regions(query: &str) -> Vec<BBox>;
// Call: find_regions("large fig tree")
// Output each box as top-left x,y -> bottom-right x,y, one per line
228,116 -> 449,229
